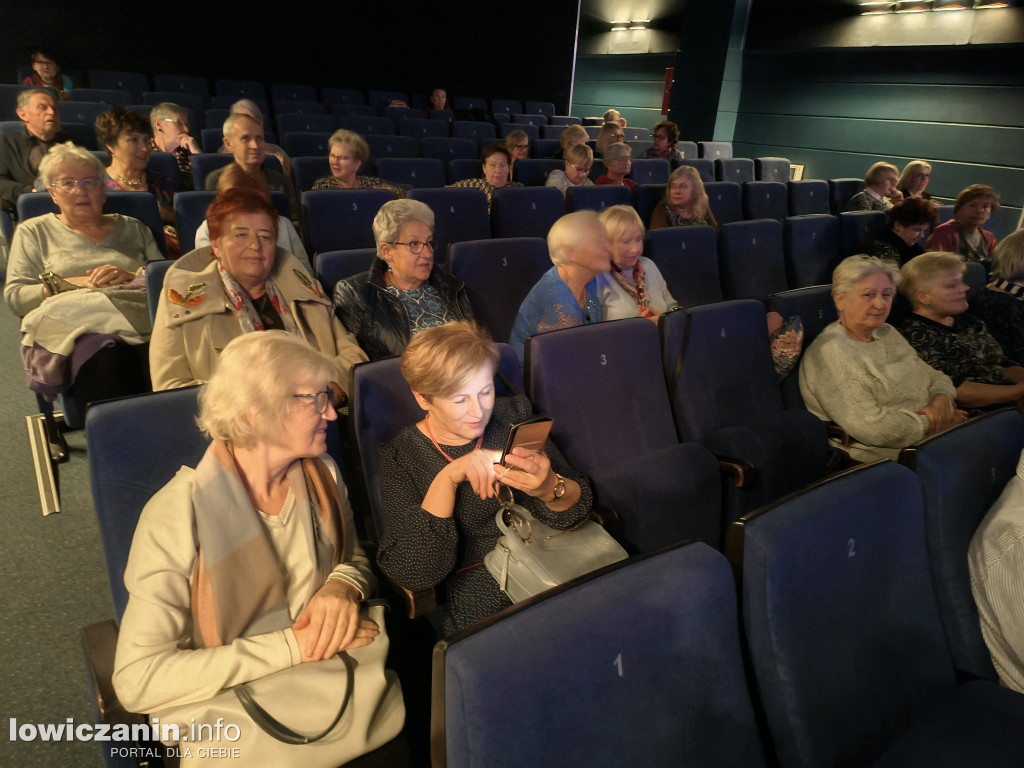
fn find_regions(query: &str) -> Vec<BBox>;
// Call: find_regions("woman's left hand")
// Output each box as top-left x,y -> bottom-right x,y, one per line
495,446 -> 556,500
292,580 -> 372,661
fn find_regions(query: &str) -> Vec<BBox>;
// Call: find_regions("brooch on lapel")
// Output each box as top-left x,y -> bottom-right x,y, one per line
293,269 -> 323,298
168,282 -> 207,308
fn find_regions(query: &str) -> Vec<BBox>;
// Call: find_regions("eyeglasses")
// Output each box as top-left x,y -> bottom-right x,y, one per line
33,59 -> 57,68
611,157 -> 632,164
159,118 -> 186,128
513,143 -> 528,150
568,163 -> 592,174
293,390 -> 331,414
50,177 -> 102,192
653,134 -> 669,141
389,240 -> 435,254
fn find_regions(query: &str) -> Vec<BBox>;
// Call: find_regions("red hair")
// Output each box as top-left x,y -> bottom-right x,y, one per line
206,186 -> 279,243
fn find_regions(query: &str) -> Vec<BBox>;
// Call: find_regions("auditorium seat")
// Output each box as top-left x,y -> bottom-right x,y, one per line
449,237 -> 550,343
421,137 -> 477,164
146,152 -> 182,192
282,131 -> 332,158
322,87 -> 365,106
718,219 -> 788,300
271,83 -> 318,102
627,140 -> 654,158
629,158 -> 671,186
699,141 -> 732,159
451,96 -> 487,112
765,283 -> 837,408
447,159 -> 482,184
276,112 -> 333,136
548,115 -> 582,126
564,185 -> 631,213
145,259 -> 174,325
660,300 -> 829,530
407,188 -> 491,263
676,157 -> 715,183
838,210 -> 887,259
383,107 -> 421,123
623,127 -> 651,141
675,141 -> 699,160
829,177 -> 866,214
743,181 -> 788,221
58,100 -> 110,125
532,138 -> 561,158
302,189 -> 393,252
88,70 -> 148,101
526,319 -> 724,551
315,249 -> 377,297
524,101 -> 556,118
704,181 -> 743,226
434,541 -> 766,768
153,74 -> 208,98
274,101 -> 326,117
511,113 -> 546,128
540,124 -> 570,140
363,134 -> 419,160
645,225 -> 723,308
788,179 -> 831,216
491,187 -> 564,238
368,90 -> 408,110
172,190 -> 215,253
338,114 -> 396,136
291,156 -> 330,192
490,98 -> 521,118
514,159 -> 563,187
784,214 -> 840,288
375,158 -> 445,189
68,88 -> 130,108
499,123 -> 538,141
727,460 -> 1024,768
755,157 -> 791,182
214,79 -> 266,102
451,121 -> 496,142
716,157 -> 755,184
633,184 -> 665,227
898,409 -> 1024,682
332,103 -> 376,118
398,118 -> 449,139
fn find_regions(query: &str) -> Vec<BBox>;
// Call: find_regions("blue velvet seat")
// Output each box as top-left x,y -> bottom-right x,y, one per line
375,158 -> 445,189
629,157 -> 671,186
716,157 -> 755,184
742,181 -> 788,220
406,188 -> 491,264
783,213 -> 840,288
172,190 -> 214,253
788,179 -> 831,216
524,101 -> 555,118
282,131 -> 332,158
633,183 -> 665,227
699,141 -> 732,159
451,121 -> 496,142
838,209 -> 887,259
755,156 -> 790,182
68,88 -> 130,107
490,98 -> 521,118
514,158 -> 563,187
645,225 -> 723,308
363,134 -> 419,160
510,113 -> 545,128
676,157 -> 715,182
829,177 -> 866,214
88,71 -> 148,101
337,114 -> 396,136
718,219 -> 789,300
765,283 -> 838,408
315,249 -> 377,297
564,184 -> 631,213
270,83 -> 317,102
301,189 -> 393,252
398,118 -> 448,139
153,75 -> 208,98
704,180 -> 743,225
420,137 -> 477,163
491,187 -> 565,238
276,112 -> 334,136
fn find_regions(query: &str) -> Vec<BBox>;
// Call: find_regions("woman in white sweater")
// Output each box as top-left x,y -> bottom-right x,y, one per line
596,205 -> 677,323
800,255 -> 967,462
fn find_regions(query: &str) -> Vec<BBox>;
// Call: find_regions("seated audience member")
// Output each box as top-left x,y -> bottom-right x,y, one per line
193,164 -> 311,273
21,50 -> 72,99
969,447 -> 1024,695
149,102 -> 200,190
845,162 -> 903,212
799,255 -> 965,462
597,205 -> 677,323
644,121 -> 686,161
595,122 -> 626,157
898,252 -> 1024,413
557,124 -> 589,159
150,186 -> 365,395
545,144 -> 595,194
447,144 -> 522,214
504,129 -> 530,182
868,197 -> 938,266
216,98 -> 291,178
595,142 -> 636,191
311,129 -> 407,197
926,184 -> 1000,266
649,165 -> 719,231
95,108 -> 175,223
376,321 -> 594,636
970,231 -> 1024,365
4,142 -> 162,408
0,88 -> 75,214
207,112 -> 300,227
333,199 -> 473,361
603,108 -> 627,128
424,87 -> 450,117
509,210 -> 611,361
897,160 -> 933,200
115,332 -> 405,763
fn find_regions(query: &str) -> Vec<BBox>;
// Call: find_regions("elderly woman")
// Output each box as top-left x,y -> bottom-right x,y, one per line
376,322 -> 594,636
926,184 -> 1000,265
595,142 -> 636,191
868,197 -> 938,266
311,129 -> 407,197
596,205 -> 677,323
595,122 -> 626,156
95,108 -> 175,222
800,255 -> 966,462
509,210 -> 611,361
898,251 -> 1024,413
558,124 -> 589,159
448,143 -> 523,214
969,231 -> 1024,364
114,332 -> 404,765
545,143 -> 595,194
149,102 -> 201,190
150,186 -> 366,396
897,160 -> 933,200
3,142 -> 162,406
845,162 -> 903,212
333,199 -> 474,361
193,163 -> 311,273
603,109 -> 627,128
643,121 -> 685,160
649,165 -> 719,231
503,129 -> 529,182
21,50 -> 71,99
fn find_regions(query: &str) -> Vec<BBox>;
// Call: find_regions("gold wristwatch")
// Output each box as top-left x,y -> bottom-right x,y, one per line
551,473 -> 566,501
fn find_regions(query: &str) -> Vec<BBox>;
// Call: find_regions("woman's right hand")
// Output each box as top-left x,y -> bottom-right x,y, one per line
920,394 -> 967,434
443,449 -> 501,500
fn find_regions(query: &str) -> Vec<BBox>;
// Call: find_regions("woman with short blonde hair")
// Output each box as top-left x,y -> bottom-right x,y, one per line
311,129 -> 407,196
597,205 -> 677,322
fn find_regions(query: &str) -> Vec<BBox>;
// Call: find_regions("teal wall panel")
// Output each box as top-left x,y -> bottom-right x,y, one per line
572,53 -> 675,127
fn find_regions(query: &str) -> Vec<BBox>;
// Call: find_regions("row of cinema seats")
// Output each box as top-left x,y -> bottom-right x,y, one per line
80,336 -> 1024,766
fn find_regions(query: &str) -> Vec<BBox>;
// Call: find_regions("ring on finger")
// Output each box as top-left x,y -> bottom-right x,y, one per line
501,465 -> 512,478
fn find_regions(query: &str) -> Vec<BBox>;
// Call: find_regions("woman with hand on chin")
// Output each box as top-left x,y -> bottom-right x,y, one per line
649,165 -> 718,230
149,103 -> 201,190
800,255 -> 965,463
376,322 -> 593,636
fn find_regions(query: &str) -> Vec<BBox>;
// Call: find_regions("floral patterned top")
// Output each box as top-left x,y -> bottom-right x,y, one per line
311,175 -> 408,198
383,281 -> 458,336
898,312 -> 1016,389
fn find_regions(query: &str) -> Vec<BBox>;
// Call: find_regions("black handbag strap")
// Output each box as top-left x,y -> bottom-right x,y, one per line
234,652 -> 355,745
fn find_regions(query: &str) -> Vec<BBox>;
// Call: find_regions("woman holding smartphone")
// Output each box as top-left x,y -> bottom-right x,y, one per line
376,322 -> 594,636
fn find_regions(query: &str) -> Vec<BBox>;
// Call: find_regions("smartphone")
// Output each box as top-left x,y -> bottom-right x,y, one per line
499,416 -> 553,467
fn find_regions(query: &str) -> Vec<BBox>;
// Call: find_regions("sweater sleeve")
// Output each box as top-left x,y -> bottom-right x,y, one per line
3,219 -> 47,317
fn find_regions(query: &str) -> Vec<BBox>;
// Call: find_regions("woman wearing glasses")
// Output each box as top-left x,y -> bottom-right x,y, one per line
150,186 -> 366,396
377,322 -> 593,636
595,142 -> 637,191
545,143 -> 595,195
333,199 -> 474,361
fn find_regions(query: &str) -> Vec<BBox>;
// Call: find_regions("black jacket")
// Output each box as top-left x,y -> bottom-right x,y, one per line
333,258 -> 474,361
0,127 -> 76,213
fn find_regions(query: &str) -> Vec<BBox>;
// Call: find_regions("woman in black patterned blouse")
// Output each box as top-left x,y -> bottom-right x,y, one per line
898,251 -> 1024,413
312,129 -> 408,198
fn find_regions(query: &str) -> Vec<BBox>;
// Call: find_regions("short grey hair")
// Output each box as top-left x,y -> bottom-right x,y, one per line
992,230 -> 1024,284
832,254 -> 901,298
150,102 -> 187,130
547,210 -> 602,266
899,252 -> 964,305
372,199 -> 435,260
38,142 -> 105,188
865,162 -> 899,186
558,124 -> 588,151
223,111 -> 262,140
17,87 -> 53,111
198,331 -> 333,447
602,142 -> 631,167
229,99 -> 263,124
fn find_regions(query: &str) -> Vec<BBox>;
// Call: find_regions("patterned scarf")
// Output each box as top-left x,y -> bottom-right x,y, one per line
189,441 -> 346,648
987,279 -> 1024,300
611,260 -> 650,310
217,263 -> 299,335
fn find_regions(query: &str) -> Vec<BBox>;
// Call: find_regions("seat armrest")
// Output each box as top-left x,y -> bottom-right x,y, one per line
389,579 -> 437,620
80,620 -> 144,727
715,455 -> 757,487
825,421 -> 850,446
